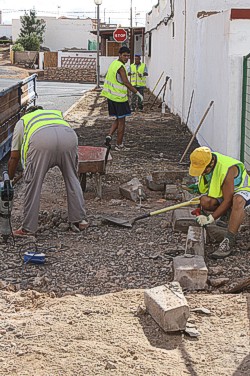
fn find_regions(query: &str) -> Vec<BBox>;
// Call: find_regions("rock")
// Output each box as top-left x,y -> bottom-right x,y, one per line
105,361 -> 117,370
209,278 -> 229,287
172,208 -> 198,233
119,178 -> 145,202
173,255 -> 208,290
185,226 -> 205,257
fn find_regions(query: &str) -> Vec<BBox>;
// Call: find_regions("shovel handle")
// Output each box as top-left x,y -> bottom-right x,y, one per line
149,197 -> 200,217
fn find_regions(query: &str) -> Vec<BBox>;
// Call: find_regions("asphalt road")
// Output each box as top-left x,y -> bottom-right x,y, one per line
0,79 -> 95,113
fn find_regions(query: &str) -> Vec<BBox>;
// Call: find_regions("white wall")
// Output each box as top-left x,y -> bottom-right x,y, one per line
146,0 -> 250,158
12,17 -> 96,51
0,24 -> 12,38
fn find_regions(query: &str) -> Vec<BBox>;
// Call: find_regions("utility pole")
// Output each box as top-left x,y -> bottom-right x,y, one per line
129,0 -> 134,64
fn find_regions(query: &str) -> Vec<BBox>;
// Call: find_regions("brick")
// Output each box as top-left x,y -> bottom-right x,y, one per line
119,178 -> 145,202
145,175 -> 164,191
172,208 -> 198,233
185,226 -> 205,256
164,184 -> 183,201
151,170 -> 189,185
144,282 -> 189,332
206,225 -> 227,243
173,255 -> 208,290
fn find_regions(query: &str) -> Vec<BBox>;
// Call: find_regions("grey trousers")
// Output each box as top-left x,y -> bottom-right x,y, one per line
22,125 -> 86,232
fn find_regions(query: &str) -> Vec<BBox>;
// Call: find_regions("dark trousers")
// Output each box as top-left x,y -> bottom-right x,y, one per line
131,86 -> 144,111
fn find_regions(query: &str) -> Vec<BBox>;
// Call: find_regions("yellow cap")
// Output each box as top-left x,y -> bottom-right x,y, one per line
189,147 -> 212,176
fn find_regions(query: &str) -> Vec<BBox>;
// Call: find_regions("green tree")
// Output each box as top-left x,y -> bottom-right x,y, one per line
16,33 -> 40,51
18,9 -> 46,49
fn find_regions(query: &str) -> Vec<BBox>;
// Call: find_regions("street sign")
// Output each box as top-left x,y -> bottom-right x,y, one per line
113,28 -> 127,43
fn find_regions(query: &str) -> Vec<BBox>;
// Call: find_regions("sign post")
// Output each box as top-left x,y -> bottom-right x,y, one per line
113,28 -> 127,43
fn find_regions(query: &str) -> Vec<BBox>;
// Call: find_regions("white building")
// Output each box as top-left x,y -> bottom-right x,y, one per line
0,24 -> 12,39
12,17 -> 97,52
145,0 -> 250,161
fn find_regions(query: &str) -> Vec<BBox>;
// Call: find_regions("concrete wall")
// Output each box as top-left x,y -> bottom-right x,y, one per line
146,0 -> 250,158
0,24 -> 12,39
12,17 -> 96,51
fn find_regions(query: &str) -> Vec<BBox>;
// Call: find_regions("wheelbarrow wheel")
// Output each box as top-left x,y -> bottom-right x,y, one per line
79,173 -> 87,192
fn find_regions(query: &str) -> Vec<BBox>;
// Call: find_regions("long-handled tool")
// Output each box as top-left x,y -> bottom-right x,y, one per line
102,197 -> 200,228
179,100 -> 214,163
146,71 -> 164,103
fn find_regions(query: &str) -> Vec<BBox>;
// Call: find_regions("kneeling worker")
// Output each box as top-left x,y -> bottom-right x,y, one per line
8,106 -> 88,236
189,146 -> 250,259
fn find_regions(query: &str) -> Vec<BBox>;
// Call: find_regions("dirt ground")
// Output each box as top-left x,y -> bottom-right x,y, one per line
0,85 -> 250,374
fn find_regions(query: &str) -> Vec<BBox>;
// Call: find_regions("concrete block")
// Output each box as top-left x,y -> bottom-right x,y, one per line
151,170 -> 189,185
164,184 -> 183,201
173,255 -> 208,290
145,175 -> 164,191
206,225 -> 227,243
172,208 -> 198,233
119,178 -> 145,202
185,226 -> 205,257
144,282 -> 189,332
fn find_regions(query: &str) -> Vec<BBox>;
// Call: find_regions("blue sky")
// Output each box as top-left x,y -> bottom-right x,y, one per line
1,0 -> 158,26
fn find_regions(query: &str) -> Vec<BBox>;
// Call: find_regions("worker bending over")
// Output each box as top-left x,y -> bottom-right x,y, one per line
8,106 -> 88,236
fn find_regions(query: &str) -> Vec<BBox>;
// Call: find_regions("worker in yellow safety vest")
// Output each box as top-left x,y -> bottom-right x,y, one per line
101,46 -> 143,151
8,106 -> 88,237
127,54 -> 148,112
188,146 -> 250,259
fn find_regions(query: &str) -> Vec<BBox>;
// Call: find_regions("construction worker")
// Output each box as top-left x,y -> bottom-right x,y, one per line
8,106 -> 88,236
188,146 -> 250,259
101,46 -> 143,151
127,54 -> 148,112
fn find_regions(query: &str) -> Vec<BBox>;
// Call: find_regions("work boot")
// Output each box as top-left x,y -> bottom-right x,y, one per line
210,238 -> 232,259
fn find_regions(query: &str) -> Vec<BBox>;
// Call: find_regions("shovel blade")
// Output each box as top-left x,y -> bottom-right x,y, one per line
102,215 -> 133,228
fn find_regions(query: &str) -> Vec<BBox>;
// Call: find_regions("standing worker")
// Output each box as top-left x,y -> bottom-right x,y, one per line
101,46 -> 143,151
8,106 -> 88,236
127,54 -> 148,112
188,146 -> 250,259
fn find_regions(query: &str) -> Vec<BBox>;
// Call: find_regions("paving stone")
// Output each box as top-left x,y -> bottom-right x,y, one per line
206,225 -> 227,243
151,170 -> 189,185
119,178 -> 145,202
185,226 -> 205,257
164,184 -> 183,201
172,208 -> 198,233
144,282 -> 189,332
145,175 -> 164,191
173,255 -> 208,290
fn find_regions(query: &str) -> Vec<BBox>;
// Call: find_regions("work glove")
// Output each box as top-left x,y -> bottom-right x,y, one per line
136,91 -> 143,102
196,214 -> 214,227
188,183 -> 200,194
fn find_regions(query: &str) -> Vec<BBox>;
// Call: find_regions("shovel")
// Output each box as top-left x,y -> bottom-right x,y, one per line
102,197 -> 200,228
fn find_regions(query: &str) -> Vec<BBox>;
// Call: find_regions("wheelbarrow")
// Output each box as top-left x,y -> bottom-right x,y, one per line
78,145 -> 112,198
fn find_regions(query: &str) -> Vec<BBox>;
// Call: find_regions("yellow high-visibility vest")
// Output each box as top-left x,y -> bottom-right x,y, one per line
198,152 -> 250,198
20,109 -> 70,168
101,60 -> 128,102
130,63 -> 146,87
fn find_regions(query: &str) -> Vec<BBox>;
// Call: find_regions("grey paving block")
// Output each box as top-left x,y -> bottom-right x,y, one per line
144,282 -> 189,332
173,255 -> 208,290
185,226 -> 205,256
172,208 -> 198,233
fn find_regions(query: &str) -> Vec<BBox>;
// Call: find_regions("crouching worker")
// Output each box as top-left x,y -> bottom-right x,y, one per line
189,146 -> 250,259
8,106 -> 88,237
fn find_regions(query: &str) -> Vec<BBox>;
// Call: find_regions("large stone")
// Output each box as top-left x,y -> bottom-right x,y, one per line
206,225 -> 227,243
119,178 -> 145,202
164,184 -> 183,201
145,175 -> 164,191
144,282 -> 189,332
172,208 -> 198,233
151,170 -> 189,185
173,255 -> 208,290
185,226 -> 205,256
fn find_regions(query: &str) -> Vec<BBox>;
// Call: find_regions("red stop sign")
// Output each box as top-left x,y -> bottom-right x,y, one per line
113,28 -> 127,43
